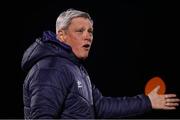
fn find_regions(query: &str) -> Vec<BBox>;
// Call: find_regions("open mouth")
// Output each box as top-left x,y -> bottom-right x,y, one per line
82,44 -> 90,49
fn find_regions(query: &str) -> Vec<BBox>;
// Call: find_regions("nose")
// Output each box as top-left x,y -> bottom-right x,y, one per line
83,31 -> 93,42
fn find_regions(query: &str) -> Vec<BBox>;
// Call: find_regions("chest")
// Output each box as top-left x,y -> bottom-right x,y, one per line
70,65 -> 93,105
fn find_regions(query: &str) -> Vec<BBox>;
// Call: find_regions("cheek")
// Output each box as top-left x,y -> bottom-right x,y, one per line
74,42 -> 83,51
69,39 -> 82,51
70,36 -> 82,49
66,34 -> 84,54
66,35 -> 77,46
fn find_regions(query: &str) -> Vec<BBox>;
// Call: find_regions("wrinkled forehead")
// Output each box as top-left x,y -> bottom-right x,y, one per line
69,17 -> 93,29
71,16 -> 93,24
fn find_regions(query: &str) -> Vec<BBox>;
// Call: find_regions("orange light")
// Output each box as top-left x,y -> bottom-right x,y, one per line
145,76 -> 166,95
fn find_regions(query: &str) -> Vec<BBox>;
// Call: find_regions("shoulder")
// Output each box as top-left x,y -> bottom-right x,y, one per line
26,57 -> 76,90
37,57 -> 73,69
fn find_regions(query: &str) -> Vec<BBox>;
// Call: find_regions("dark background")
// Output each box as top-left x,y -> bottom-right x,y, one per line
1,0 -> 180,118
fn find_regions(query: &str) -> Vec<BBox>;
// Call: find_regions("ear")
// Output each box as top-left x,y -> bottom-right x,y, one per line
57,30 -> 66,43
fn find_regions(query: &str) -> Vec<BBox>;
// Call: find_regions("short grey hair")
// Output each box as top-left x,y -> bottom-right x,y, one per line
56,9 -> 93,34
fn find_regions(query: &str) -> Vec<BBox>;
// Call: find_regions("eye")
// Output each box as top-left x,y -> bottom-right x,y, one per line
76,28 -> 84,33
88,29 -> 93,34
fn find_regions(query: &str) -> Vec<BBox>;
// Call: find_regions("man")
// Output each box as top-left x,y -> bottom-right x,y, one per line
21,9 -> 180,119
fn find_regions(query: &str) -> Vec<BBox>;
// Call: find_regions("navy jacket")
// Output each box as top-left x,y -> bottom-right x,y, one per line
21,31 -> 152,119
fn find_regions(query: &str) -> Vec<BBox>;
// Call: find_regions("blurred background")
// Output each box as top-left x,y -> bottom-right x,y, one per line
1,0 -> 179,118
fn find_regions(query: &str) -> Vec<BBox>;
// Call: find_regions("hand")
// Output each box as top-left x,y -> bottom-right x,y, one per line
148,86 -> 180,110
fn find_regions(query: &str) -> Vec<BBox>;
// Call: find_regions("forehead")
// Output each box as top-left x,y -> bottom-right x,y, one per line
69,17 -> 93,28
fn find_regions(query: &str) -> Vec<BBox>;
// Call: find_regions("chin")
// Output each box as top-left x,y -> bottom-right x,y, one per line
81,56 -> 88,60
79,54 -> 89,60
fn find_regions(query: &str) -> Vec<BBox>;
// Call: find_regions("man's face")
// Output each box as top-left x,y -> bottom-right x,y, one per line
58,17 -> 93,60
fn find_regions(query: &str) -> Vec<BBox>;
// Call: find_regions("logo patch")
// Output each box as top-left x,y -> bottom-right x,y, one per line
77,80 -> 83,88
